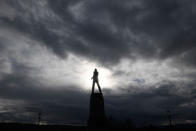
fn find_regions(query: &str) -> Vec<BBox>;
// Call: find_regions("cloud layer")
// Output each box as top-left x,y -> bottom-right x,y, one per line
0,0 -> 196,126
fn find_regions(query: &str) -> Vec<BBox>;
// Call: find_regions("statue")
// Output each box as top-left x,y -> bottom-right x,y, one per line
88,68 -> 107,130
91,68 -> 102,94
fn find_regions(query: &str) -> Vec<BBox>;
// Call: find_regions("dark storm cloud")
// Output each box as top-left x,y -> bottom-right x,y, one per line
1,0 -> 195,66
104,82 -> 196,125
1,0 -> 196,126
0,71 -> 89,123
0,46 -> 89,123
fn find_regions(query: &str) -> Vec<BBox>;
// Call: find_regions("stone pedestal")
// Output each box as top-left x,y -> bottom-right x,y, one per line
88,93 -> 107,130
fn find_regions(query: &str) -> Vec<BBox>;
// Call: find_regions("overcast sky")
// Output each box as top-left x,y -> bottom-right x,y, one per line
0,0 -> 196,126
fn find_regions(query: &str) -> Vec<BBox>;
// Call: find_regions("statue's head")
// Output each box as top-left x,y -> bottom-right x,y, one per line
94,68 -> 97,72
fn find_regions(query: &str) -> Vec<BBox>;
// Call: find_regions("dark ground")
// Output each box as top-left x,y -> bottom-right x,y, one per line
1,123 -> 196,131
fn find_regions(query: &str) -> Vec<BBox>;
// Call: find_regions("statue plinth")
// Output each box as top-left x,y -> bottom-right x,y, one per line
88,92 -> 107,130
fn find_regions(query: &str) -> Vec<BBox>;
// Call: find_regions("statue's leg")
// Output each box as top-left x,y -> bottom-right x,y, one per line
97,81 -> 102,93
92,80 -> 95,94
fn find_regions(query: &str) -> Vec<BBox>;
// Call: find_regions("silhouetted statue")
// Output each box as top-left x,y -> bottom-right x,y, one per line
88,69 -> 107,130
91,68 -> 102,94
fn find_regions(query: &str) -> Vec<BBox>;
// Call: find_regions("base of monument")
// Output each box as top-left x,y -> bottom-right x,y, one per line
88,93 -> 108,130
